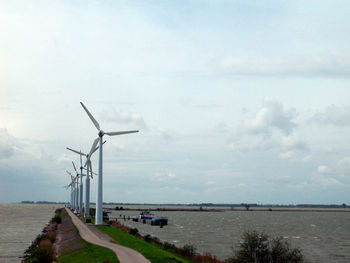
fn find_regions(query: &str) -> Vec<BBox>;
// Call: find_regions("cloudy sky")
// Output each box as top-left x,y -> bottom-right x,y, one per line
1,1 -> 349,204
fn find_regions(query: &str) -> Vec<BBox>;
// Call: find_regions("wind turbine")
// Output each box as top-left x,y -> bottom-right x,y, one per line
66,170 -> 76,210
80,102 -> 139,225
66,143 -> 102,218
72,160 -> 87,215
65,174 -> 75,209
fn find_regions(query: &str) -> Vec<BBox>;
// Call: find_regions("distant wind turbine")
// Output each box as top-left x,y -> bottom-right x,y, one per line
66,142 -> 102,218
66,170 -> 76,210
72,160 -> 87,215
80,102 -> 139,225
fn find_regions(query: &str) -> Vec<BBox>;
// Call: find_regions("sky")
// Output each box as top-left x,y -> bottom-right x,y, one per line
1,0 -> 350,204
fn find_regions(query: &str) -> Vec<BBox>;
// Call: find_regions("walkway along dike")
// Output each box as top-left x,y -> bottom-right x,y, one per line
65,208 -> 150,263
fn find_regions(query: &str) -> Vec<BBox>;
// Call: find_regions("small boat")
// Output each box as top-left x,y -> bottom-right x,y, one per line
138,211 -> 168,226
139,211 -> 154,221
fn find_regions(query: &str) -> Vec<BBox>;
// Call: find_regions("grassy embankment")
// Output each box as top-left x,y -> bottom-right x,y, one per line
57,239 -> 119,263
85,211 -> 219,263
56,208 -> 119,263
97,224 -> 192,263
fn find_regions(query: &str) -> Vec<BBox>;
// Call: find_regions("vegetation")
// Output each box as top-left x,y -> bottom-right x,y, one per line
98,221 -> 223,263
97,223 -> 192,263
23,209 -> 61,263
24,208 -> 119,263
56,208 -> 119,263
52,208 -> 62,224
225,230 -> 304,263
57,239 -> 119,263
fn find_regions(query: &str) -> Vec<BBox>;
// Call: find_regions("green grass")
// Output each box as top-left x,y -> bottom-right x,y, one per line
57,239 -> 119,263
97,225 -> 192,263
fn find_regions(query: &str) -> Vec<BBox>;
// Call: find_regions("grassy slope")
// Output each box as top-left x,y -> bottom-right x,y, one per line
57,209 -> 119,263
97,225 -> 192,263
57,239 -> 119,263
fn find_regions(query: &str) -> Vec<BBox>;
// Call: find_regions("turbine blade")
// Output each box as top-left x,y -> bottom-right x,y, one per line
91,140 -> 106,155
80,102 -> 100,131
72,161 -> 77,172
85,137 -> 99,167
89,162 -> 93,179
66,147 -> 85,156
80,153 -> 82,167
105,130 -> 139,136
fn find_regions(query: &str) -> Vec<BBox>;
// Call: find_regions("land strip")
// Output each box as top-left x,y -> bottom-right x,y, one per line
65,208 -> 150,263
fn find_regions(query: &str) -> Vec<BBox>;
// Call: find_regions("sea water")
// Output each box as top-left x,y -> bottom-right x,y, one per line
0,204 -> 60,263
1,204 -> 349,263
109,206 -> 350,263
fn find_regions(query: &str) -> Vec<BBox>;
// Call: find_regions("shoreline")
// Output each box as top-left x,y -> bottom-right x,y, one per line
109,206 -> 350,213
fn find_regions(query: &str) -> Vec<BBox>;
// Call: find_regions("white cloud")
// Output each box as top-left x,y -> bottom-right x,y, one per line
229,99 -> 303,154
317,165 -> 331,174
241,99 -> 296,135
151,172 -> 177,182
337,156 -> 350,169
218,55 -> 350,78
0,128 -> 16,159
279,151 -> 311,162
311,105 -> 350,126
101,111 -> 148,130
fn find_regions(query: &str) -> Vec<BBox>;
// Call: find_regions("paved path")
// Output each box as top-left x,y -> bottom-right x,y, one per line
65,208 -> 150,263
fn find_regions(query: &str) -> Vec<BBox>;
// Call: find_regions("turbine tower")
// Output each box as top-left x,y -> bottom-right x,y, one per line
65,174 -> 75,209
72,161 -> 86,215
66,143 -> 100,218
66,170 -> 76,210
80,102 -> 139,225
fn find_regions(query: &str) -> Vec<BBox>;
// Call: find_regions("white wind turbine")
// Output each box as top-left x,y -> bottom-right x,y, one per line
80,102 -> 139,225
66,143 -> 102,218
65,173 -> 76,209
72,160 -> 87,215
66,170 -> 76,210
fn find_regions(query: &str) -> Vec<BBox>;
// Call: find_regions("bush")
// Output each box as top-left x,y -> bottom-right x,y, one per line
270,237 -> 303,263
129,228 -> 139,235
194,252 -> 222,263
163,242 -> 176,251
226,231 -> 304,263
52,213 -> 62,224
144,234 -> 152,242
181,244 -> 197,258
27,244 -> 54,263
46,231 -> 56,243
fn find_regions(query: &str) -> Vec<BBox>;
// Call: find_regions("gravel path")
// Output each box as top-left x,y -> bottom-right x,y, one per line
66,208 -> 150,263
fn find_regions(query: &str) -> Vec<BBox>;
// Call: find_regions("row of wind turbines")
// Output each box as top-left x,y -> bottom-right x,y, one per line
65,102 -> 138,225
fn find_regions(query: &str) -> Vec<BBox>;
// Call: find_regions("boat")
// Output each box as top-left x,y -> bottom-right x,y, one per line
138,211 -> 168,226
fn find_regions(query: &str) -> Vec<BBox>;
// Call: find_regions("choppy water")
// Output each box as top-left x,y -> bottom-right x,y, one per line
109,206 -> 350,263
0,204 -> 61,263
0,204 -> 349,263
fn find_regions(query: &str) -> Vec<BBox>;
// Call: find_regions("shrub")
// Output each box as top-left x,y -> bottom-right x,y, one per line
194,252 -> 222,263
226,231 -> 304,263
129,228 -> 139,235
181,244 -> 197,258
46,231 -> 56,243
90,208 -> 96,217
144,234 -> 152,242
163,242 -> 176,251
27,244 -> 54,263
270,237 -> 304,263
52,213 -> 62,224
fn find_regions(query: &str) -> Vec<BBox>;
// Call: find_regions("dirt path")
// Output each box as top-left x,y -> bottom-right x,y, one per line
65,208 -> 150,263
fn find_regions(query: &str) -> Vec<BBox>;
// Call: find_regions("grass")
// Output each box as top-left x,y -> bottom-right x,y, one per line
97,225 -> 192,263
57,238 -> 119,263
